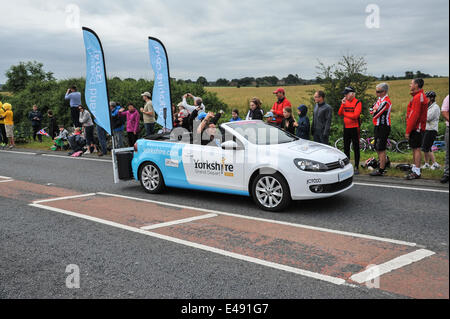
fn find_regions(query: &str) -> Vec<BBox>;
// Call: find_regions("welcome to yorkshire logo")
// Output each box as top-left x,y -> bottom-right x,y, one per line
194,157 -> 234,177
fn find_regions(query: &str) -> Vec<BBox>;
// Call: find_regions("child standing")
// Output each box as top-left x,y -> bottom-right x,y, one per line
229,109 -> 242,122
2,103 -> 15,149
296,104 -> 310,140
281,107 -> 297,135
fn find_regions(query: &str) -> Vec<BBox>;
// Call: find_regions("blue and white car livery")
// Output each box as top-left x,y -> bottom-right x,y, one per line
118,120 -> 353,211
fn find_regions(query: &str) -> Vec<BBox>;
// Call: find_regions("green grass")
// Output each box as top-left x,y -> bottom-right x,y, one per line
16,138 -> 55,151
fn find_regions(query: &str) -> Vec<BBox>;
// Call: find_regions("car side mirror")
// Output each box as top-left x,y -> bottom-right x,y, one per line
221,140 -> 242,150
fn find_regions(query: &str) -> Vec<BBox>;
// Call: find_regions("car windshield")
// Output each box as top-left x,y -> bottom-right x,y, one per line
226,121 -> 299,145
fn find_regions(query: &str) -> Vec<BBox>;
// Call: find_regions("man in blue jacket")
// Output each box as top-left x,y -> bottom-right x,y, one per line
28,105 -> 43,142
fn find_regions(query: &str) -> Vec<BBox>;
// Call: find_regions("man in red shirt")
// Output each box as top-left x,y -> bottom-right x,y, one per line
405,78 -> 429,180
338,86 -> 362,174
268,88 -> 291,126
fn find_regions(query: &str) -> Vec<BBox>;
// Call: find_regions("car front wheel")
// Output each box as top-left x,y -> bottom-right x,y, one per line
251,172 -> 291,212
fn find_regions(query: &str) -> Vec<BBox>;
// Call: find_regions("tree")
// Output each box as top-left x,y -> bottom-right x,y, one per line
215,78 -> 229,86
405,71 -> 414,79
4,61 -> 55,93
316,54 -> 375,118
196,76 -> 208,86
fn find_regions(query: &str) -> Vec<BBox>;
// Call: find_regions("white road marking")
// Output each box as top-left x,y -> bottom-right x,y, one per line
29,202 -> 347,286
140,213 -> 218,230
0,150 -> 36,155
350,249 -> 436,284
41,154 -> 111,163
0,179 -> 14,183
0,175 -> 13,179
97,192 -> 418,247
353,182 -> 449,194
32,193 -> 97,204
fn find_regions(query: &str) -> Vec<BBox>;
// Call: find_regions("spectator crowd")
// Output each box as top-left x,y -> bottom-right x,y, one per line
0,78 -> 448,183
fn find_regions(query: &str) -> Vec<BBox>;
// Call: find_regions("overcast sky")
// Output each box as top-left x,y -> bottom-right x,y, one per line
0,0 -> 448,83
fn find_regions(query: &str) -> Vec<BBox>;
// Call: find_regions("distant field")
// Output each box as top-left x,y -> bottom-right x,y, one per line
207,78 -> 449,116
0,91 -> 12,96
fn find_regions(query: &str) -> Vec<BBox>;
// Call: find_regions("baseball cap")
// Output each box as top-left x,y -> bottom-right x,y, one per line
342,86 -> 355,95
273,88 -> 285,94
141,92 -> 152,98
197,112 -> 207,120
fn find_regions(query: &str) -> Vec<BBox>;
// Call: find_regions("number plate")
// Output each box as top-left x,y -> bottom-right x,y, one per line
339,169 -> 353,182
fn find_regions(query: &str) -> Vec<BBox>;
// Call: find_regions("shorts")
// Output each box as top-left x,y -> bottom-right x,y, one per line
374,125 -> 390,151
5,125 -> 14,138
409,130 -> 424,149
421,130 -> 437,152
84,125 -> 94,145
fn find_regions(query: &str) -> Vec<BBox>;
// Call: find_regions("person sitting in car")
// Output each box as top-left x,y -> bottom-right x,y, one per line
196,111 -> 223,146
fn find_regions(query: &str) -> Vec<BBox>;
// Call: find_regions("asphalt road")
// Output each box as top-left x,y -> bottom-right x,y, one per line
0,149 -> 448,299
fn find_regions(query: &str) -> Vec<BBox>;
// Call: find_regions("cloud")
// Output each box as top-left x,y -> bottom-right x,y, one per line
0,0 -> 448,83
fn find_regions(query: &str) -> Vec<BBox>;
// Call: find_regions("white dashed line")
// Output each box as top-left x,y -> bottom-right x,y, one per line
140,213 -> 218,230
350,249 -> 436,284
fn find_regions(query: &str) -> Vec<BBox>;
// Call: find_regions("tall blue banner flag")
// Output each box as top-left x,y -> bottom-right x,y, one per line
148,37 -> 173,130
82,27 -> 111,135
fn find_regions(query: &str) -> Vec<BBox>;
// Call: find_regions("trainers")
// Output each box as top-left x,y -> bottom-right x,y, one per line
440,175 -> 449,183
370,169 -> 385,176
84,150 -> 91,154
430,162 -> 441,170
354,168 -> 360,175
421,163 -> 431,169
405,172 -> 421,180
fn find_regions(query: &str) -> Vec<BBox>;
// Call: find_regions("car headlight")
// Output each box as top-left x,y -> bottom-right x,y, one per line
294,158 -> 328,172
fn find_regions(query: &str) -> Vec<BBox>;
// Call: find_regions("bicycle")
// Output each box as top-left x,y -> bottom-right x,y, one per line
334,129 -> 397,152
334,134 -> 367,152
396,135 -> 446,154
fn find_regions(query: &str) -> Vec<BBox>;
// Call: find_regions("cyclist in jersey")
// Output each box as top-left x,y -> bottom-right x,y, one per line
338,86 -> 362,175
369,83 -> 392,176
405,78 -> 429,180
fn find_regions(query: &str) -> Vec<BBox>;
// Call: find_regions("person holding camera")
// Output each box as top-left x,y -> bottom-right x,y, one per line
182,93 -> 206,118
65,86 -> 82,128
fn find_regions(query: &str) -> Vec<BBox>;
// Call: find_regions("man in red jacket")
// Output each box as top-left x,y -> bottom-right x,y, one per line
338,86 -> 362,174
405,78 -> 429,180
268,88 -> 291,126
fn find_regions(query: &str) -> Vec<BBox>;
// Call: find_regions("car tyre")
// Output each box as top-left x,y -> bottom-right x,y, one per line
139,162 -> 165,194
251,172 -> 291,212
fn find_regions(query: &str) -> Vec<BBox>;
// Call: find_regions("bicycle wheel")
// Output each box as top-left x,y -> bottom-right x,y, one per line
396,140 -> 410,154
334,138 -> 345,151
387,139 -> 397,152
359,138 -> 368,152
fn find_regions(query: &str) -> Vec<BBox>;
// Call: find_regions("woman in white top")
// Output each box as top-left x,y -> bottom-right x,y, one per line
421,91 -> 441,170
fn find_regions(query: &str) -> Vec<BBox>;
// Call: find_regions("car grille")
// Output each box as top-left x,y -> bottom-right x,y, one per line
309,177 -> 353,194
325,158 -> 350,171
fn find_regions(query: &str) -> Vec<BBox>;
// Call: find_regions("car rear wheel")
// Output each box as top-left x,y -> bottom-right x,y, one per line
251,172 -> 291,212
139,162 -> 165,194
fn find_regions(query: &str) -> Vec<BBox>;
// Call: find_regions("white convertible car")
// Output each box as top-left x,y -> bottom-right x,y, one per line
114,120 -> 353,211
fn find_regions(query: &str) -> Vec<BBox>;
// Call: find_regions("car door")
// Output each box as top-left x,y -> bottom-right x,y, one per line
182,134 -> 245,192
